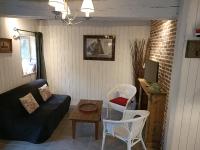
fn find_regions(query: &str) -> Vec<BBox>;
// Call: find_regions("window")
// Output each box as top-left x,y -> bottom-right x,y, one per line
20,36 -> 37,76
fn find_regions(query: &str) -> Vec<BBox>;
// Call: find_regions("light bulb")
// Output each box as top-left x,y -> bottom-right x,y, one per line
62,12 -> 67,19
85,12 -> 90,17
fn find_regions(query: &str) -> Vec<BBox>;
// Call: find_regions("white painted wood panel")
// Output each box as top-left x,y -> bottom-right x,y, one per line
165,0 -> 200,150
0,0 -> 180,20
187,62 -> 200,150
0,17 -> 38,93
39,21 -> 150,105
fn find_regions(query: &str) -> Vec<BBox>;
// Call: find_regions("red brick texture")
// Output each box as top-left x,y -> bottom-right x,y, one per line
149,20 -> 177,94
148,20 -> 177,146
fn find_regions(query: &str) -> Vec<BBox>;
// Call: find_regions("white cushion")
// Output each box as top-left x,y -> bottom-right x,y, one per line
38,84 -> 52,101
19,93 -> 39,114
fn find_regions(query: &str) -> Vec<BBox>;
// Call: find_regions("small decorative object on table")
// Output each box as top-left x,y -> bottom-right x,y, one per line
148,83 -> 161,93
79,103 -> 97,112
0,38 -> 12,53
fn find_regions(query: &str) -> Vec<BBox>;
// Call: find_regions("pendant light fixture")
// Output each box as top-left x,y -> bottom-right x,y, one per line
49,0 -> 65,11
81,0 -> 94,17
49,0 -> 95,25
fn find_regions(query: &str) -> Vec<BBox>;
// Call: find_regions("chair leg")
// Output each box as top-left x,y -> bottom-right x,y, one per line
127,141 -> 132,150
101,133 -> 106,150
109,107 -> 112,119
106,106 -> 109,119
107,104 -> 111,119
141,139 -> 147,150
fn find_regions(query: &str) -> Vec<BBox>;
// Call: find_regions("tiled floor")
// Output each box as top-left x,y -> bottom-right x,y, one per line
0,107 -> 146,150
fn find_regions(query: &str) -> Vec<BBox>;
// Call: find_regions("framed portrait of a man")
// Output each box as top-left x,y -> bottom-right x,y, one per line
83,35 -> 115,61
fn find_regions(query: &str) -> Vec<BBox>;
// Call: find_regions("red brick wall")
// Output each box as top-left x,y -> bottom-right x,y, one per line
148,20 -> 177,146
149,20 -> 177,93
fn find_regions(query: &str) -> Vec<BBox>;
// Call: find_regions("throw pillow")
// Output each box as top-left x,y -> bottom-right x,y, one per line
19,93 -> 39,114
38,84 -> 52,101
110,97 -> 128,106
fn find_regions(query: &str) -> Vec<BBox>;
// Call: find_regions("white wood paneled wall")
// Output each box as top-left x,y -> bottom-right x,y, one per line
165,0 -> 200,149
0,17 -> 38,93
39,21 -> 150,105
0,0 -> 180,20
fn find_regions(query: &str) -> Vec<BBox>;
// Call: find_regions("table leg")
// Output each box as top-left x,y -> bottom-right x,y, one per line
72,120 -> 76,139
138,86 -> 142,109
95,122 -> 99,140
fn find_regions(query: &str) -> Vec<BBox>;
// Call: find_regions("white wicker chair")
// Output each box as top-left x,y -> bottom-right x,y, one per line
106,84 -> 137,117
101,110 -> 150,150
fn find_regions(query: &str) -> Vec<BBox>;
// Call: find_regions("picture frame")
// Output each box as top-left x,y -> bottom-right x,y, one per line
0,38 -> 12,53
83,35 -> 116,61
185,40 -> 200,58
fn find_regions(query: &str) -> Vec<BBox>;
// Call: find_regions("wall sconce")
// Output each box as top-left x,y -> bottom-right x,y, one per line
13,27 -> 20,40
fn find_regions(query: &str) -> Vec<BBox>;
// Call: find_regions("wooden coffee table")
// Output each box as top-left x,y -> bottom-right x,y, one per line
69,99 -> 103,140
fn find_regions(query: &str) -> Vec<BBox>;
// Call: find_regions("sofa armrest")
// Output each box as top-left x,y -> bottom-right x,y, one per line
0,108 -> 15,126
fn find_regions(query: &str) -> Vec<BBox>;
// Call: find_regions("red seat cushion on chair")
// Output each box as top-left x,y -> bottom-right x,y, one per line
110,97 -> 128,106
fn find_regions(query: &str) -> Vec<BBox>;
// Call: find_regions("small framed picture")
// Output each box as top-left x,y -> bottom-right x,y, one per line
83,35 -> 116,61
0,38 -> 12,53
185,40 -> 200,58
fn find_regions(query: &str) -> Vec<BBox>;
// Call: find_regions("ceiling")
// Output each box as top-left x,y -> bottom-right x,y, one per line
0,0 -> 180,21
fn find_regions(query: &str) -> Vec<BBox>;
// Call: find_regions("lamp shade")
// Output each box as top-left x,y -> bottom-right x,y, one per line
81,0 -> 94,13
49,0 -> 65,11
49,0 -> 64,7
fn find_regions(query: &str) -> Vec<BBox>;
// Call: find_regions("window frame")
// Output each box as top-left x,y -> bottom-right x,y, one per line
20,35 -> 37,76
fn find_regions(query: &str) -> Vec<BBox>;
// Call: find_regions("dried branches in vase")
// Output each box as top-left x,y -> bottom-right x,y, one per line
130,39 -> 149,103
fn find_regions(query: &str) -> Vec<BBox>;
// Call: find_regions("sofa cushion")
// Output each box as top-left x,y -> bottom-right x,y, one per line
38,84 -> 52,102
45,94 -> 69,106
0,94 -> 71,143
0,79 -> 47,117
110,97 -> 128,106
19,93 -> 39,114
0,79 -> 71,143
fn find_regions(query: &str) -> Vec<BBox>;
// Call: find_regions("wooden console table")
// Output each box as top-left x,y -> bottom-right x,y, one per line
138,78 -> 166,149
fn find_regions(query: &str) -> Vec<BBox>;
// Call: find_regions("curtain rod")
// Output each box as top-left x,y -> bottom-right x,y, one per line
13,27 -> 36,34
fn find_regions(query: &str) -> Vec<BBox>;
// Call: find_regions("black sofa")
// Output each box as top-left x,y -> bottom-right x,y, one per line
0,79 -> 71,143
